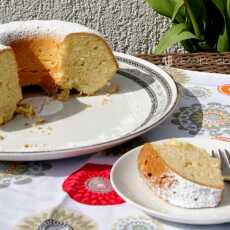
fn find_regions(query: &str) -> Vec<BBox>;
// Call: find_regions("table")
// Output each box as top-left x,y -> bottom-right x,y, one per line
1,66 -> 230,229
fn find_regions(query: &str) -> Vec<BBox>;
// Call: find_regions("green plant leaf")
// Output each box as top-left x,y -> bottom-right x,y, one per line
217,28 -> 229,51
211,0 -> 229,51
146,0 -> 185,22
154,23 -> 197,54
184,0 -> 207,39
172,1 -> 184,21
227,0 -> 230,18
146,0 -> 230,52
211,0 -> 225,13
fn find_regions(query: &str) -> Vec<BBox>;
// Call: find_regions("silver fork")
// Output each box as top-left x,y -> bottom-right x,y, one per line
211,149 -> 230,181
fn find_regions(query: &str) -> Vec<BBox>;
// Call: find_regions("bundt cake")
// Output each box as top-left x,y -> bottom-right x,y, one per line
138,140 -> 224,208
0,46 -> 22,125
0,20 -> 118,125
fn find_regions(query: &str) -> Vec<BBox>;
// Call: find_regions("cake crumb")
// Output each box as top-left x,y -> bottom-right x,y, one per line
86,104 -> 92,108
56,89 -> 70,101
30,122 -> 53,135
24,144 -> 33,148
101,94 -> 110,105
47,126 -> 53,131
16,103 -> 35,118
105,83 -> 120,94
35,117 -> 46,125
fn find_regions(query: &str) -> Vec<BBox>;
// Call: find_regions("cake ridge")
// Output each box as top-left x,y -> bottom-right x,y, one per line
0,20 -> 102,46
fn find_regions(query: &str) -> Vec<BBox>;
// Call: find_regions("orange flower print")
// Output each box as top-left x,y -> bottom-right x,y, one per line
218,84 -> 230,96
211,136 -> 230,142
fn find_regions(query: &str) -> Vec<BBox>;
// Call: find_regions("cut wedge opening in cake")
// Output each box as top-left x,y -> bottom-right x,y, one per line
9,34 -> 118,96
10,38 -> 59,94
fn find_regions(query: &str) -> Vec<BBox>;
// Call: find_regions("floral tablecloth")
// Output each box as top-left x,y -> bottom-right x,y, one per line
1,67 -> 230,230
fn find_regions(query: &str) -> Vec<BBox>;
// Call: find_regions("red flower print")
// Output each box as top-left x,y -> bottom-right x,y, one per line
63,163 -> 124,205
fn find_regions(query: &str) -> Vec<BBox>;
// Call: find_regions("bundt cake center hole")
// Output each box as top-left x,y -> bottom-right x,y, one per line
22,85 -> 45,95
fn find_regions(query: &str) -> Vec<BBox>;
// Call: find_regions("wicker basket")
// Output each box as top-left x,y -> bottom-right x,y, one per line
138,52 -> 230,74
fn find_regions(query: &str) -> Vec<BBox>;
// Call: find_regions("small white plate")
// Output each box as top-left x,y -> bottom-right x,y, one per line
111,138 -> 230,225
0,52 -> 178,161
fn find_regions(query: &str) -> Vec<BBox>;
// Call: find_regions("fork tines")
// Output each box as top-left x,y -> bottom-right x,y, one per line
212,149 -> 230,181
224,149 -> 230,167
212,150 -> 230,164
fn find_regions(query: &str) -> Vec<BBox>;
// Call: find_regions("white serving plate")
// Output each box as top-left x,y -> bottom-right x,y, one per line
111,138 -> 230,225
0,52 -> 178,161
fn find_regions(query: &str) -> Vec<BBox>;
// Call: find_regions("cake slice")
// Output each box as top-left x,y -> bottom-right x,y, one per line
138,140 -> 224,208
0,47 -> 22,125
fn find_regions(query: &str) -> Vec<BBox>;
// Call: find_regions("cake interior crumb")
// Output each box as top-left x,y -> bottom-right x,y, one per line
105,83 -> 120,94
56,89 -> 70,101
24,144 -> 33,148
35,117 -> 46,125
101,94 -> 110,105
15,103 -> 36,118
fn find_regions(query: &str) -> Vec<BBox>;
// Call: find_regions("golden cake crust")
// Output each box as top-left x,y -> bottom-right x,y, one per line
138,143 -> 172,188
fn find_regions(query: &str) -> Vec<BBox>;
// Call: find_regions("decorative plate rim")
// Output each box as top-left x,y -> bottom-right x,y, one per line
0,52 -> 179,160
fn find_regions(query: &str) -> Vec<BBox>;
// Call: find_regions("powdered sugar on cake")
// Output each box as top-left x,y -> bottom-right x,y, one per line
0,20 -> 102,47
0,44 -> 10,51
142,169 -> 223,208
